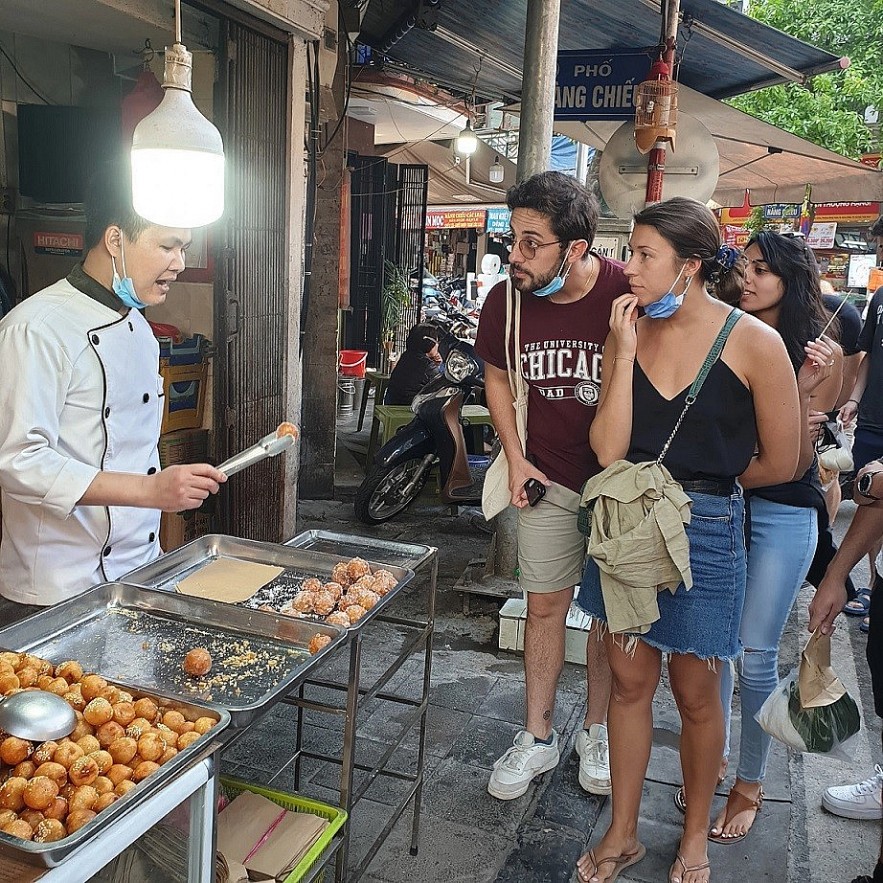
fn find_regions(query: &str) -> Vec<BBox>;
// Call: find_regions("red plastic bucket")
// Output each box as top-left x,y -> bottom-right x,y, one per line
338,350 -> 368,378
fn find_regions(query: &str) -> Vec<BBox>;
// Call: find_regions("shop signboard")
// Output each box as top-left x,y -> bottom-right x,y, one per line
807,222 -> 837,249
486,207 -> 511,234
426,209 -> 487,230
847,253 -> 878,289
720,200 -> 880,227
593,235 -> 622,260
554,50 -> 651,121
722,225 -> 751,249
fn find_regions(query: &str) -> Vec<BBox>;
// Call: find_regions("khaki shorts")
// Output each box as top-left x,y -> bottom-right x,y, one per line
517,481 -> 586,594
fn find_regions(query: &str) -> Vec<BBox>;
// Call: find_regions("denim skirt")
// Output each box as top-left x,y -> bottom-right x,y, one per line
577,491 -> 747,661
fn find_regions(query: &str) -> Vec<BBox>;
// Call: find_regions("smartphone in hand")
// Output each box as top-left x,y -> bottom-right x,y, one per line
523,478 -> 546,507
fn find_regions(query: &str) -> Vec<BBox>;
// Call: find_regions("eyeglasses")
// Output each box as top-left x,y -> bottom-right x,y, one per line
501,232 -> 563,260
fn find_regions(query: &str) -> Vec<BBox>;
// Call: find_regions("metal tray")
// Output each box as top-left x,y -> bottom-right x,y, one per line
124,535 -> 415,634
0,676 -> 230,867
285,530 -> 436,570
0,582 -> 345,727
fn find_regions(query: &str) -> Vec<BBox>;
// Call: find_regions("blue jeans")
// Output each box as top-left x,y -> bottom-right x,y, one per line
721,496 -> 817,782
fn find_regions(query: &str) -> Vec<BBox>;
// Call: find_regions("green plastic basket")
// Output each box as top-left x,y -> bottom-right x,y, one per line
220,777 -> 347,883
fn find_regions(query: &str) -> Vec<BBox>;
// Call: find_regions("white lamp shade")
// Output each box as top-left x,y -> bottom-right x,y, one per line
489,157 -> 505,184
455,121 -> 478,157
131,87 -> 225,227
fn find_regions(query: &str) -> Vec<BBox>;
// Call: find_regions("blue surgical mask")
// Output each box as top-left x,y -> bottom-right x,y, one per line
644,265 -> 691,319
533,244 -> 573,298
111,237 -> 148,310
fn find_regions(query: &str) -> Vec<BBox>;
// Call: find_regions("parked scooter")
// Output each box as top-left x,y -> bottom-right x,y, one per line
354,330 -> 490,524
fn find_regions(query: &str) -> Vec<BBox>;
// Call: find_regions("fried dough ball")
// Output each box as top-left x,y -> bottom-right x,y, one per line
3,819 -> 34,840
96,721 -> 126,748
70,717 -> 94,742
179,721 -> 195,734
37,674 -> 55,690
132,698 -> 158,722
83,697 -> 113,727
68,755 -> 100,786
47,677 -> 70,697
60,783 -> 76,803
66,809 -> 96,834
89,750 -> 113,775
13,761 -> 37,780
162,710 -> 187,734
34,818 -> 66,842
33,741 -> 58,765
115,779 -> 137,797
322,582 -> 343,602
34,763 -> 67,787
112,701 -> 136,727
80,675 -> 107,702
373,570 -> 397,595
346,557 -> 371,581
352,574 -> 377,593
276,421 -> 300,439
349,588 -> 379,611
68,785 -> 98,812
0,652 -> 21,670
177,731 -> 200,751
55,660 -> 84,683
97,685 -> 120,705
336,593 -> 359,611
0,777 -> 27,811
290,593 -> 316,615
13,667 -> 37,688
95,792 -> 117,812
63,691 -> 86,712
20,809 -> 45,829
23,656 -> 53,676
54,742 -> 84,770
278,602 -> 302,618
325,611 -> 350,628
301,577 -> 323,594
0,672 -> 20,694
159,747 -> 178,765
132,761 -> 159,782
75,735 -> 100,755
308,634 -> 332,655
23,777 -> 58,811
345,604 -> 368,625
107,764 -> 133,787
93,776 -> 114,796
311,590 -> 337,616
183,649 -> 212,678
137,732 -> 165,763
193,717 -> 215,736
0,736 -> 33,766
116,690 -> 134,705
44,797 -> 68,821
330,563 -> 351,587
0,810 -> 16,828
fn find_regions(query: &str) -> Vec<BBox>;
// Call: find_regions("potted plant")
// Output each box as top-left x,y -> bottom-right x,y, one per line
379,261 -> 413,373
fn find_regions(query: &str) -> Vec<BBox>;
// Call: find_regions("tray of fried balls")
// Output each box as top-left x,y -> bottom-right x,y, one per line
0,651 -> 229,867
244,556 -> 415,636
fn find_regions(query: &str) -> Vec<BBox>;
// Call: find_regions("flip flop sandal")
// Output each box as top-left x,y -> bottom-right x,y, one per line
708,785 -> 763,844
674,766 -> 728,814
670,852 -> 711,883
861,615 -> 871,633
844,589 -> 872,616
577,844 -> 646,883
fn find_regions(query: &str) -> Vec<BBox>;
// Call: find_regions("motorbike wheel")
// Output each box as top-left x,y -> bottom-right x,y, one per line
354,457 -> 431,524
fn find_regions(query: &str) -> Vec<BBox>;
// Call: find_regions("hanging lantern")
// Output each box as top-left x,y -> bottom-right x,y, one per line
634,59 -> 679,155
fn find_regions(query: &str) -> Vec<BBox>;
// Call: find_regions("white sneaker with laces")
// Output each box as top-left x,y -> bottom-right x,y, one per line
487,730 -> 560,800
823,765 -> 883,819
575,723 -> 612,795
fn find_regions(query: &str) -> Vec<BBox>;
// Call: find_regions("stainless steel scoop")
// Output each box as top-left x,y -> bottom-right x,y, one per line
0,690 -> 77,741
217,428 -> 296,478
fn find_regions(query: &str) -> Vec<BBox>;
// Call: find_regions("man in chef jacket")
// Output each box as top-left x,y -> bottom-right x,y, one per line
0,163 -> 226,613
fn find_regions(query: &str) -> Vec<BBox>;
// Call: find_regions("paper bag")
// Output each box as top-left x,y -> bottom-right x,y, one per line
798,630 -> 847,709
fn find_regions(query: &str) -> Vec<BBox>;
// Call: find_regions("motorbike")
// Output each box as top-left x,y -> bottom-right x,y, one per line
354,330 -> 491,524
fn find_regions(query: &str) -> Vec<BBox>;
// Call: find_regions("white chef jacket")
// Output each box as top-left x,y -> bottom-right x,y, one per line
0,273 -> 164,605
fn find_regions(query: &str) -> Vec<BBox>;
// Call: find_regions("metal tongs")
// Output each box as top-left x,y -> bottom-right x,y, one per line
218,425 -> 298,478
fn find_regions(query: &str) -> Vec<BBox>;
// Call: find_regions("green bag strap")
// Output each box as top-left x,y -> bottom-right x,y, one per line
656,308 -> 743,466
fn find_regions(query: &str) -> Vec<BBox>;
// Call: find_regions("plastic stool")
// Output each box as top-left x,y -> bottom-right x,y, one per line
366,405 -> 416,468
356,370 -> 391,432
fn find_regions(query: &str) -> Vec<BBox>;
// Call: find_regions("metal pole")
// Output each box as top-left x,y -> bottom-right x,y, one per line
516,0 -> 562,181
645,0 -> 680,205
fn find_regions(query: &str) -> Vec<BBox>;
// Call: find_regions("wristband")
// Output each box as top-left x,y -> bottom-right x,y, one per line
847,398 -> 859,405
614,356 -> 635,364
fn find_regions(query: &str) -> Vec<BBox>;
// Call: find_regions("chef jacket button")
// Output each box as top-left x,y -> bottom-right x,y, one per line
104,407 -> 111,418
143,393 -> 150,403
103,546 -> 112,557
129,322 -> 134,332
148,532 -> 156,543
91,334 -> 99,345
147,467 -> 157,475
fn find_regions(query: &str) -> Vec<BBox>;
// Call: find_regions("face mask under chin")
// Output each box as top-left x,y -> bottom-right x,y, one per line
644,265 -> 691,319
111,236 -> 149,310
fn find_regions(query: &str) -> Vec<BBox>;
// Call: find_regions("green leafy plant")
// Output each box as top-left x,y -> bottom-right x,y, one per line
380,261 -> 412,345
744,206 -> 771,236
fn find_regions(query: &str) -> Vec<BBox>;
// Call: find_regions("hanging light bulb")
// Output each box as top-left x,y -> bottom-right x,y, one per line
131,0 -> 224,227
489,156 -> 505,184
455,119 -> 478,157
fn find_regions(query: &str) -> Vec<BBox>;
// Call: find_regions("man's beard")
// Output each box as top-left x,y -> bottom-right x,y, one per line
510,264 -> 557,294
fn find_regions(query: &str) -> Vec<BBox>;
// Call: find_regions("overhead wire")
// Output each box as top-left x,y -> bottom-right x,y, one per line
0,42 -> 52,104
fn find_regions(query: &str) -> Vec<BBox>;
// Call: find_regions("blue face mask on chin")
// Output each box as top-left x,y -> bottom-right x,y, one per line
532,244 -> 574,298
111,237 -> 149,310
644,265 -> 691,319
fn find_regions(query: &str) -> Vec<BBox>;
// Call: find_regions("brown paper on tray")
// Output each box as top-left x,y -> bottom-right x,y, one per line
175,557 -> 284,603
798,629 -> 847,709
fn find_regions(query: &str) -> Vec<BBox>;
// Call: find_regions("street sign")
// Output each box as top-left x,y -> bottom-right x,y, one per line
555,50 -> 651,121
486,207 -> 511,234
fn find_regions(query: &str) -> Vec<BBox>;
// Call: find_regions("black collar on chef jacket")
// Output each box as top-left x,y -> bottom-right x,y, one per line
67,263 -> 128,314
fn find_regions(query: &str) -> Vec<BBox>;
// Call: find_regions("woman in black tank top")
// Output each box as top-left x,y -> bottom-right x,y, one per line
710,234 -> 842,846
575,199 -> 835,883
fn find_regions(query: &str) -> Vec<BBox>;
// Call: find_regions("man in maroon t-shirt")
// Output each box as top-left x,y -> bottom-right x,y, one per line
475,171 -> 629,800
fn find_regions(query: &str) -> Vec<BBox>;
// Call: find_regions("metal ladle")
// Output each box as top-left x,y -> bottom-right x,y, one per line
0,690 -> 77,741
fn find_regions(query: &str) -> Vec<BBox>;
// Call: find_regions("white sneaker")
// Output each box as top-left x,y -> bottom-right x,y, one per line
487,730 -> 560,800
575,723 -> 612,795
823,766 -> 883,819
